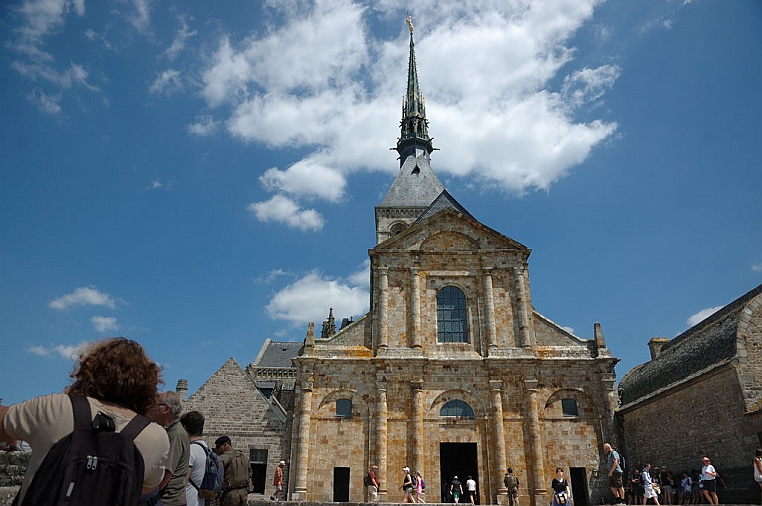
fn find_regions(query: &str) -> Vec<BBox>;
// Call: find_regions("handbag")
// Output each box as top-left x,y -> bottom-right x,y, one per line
555,492 -> 568,504
652,483 -> 661,495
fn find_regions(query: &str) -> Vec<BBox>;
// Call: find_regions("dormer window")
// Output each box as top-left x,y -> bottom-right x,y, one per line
411,165 -> 420,175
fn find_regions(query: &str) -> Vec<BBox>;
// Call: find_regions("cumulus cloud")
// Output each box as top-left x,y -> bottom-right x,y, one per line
247,195 -> 325,231
49,286 -> 118,310
91,316 -> 118,332
260,159 -> 346,202
686,305 -> 724,327
198,0 -> 618,202
266,268 -> 369,325
26,340 -> 90,360
752,262 -> 762,272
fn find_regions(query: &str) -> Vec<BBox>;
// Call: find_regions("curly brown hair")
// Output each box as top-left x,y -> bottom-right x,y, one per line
65,338 -> 164,415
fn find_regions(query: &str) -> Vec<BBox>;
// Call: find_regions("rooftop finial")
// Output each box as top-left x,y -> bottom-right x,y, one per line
406,12 -> 414,33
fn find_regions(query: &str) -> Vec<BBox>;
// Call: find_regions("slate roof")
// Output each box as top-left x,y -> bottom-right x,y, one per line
414,189 -> 474,224
619,283 -> 762,407
251,340 -> 302,368
378,154 -> 445,208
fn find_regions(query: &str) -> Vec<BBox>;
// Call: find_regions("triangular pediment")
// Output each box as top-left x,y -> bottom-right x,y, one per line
374,205 -> 529,254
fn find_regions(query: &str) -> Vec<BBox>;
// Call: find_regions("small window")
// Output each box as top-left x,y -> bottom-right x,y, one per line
562,398 -> 578,417
336,398 -> 352,417
440,400 -> 474,418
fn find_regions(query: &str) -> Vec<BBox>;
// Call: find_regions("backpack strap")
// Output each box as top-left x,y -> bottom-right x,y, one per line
69,394 -> 94,430
68,393 -> 150,441
188,440 -> 210,490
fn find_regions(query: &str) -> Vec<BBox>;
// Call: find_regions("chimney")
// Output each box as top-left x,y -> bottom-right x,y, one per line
647,337 -> 670,360
175,379 -> 188,402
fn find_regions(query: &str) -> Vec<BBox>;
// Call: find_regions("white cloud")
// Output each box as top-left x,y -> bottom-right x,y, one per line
16,0 -> 83,43
91,316 -> 118,332
686,306 -> 724,327
130,0 -> 153,33
247,195 -> 325,231
164,15 -> 196,60
260,159 -> 346,202
26,341 -> 91,360
27,89 -> 62,115
149,69 -> 182,95
198,0 -> 618,197
752,262 -> 762,273
50,286 -> 118,310
188,115 -> 219,136
12,60 -> 99,91
266,269 -> 369,325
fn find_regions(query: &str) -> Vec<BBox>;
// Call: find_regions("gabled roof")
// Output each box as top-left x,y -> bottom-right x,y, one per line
619,283 -> 762,408
414,189 -> 474,224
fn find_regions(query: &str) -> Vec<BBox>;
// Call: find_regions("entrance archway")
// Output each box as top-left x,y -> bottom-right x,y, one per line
440,442 -> 479,503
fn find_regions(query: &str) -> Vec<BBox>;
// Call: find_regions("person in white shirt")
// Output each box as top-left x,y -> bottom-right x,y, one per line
700,457 -> 718,505
181,410 -> 212,506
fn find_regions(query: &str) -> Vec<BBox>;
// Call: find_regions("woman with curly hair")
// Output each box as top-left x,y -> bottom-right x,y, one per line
0,337 -> 170,504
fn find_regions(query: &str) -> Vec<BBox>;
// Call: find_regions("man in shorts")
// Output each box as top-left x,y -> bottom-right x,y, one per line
701,457 -> 718,505
604,443 -> 625,503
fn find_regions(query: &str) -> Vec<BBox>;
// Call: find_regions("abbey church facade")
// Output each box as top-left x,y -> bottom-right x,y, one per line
185,26 -> 620,506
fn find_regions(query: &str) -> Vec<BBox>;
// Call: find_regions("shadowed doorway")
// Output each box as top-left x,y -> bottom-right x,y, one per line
440,442 -> 479,503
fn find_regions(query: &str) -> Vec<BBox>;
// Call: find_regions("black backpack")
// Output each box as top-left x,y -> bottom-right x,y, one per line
14,394 -> 149,506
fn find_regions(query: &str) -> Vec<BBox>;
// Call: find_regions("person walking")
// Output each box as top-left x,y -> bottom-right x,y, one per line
604,443 -> 625,504
366,465 -> 380,502
504,468 -> 520,506
641,464 -> 660,506
551,468 -> 572,506
450,476 -> 463,504
271,460 -> 286,501
700,457 -> 718,505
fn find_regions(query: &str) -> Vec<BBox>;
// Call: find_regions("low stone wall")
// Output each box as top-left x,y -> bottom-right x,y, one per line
0,451 -> 28,506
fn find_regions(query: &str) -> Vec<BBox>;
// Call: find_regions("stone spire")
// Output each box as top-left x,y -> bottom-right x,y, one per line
375,16 -> 444,244
396,17 -> 434,165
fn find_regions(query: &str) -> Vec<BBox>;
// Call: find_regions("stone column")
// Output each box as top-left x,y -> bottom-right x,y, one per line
378,267 -> 389,350
483,269 -> 498,353
514,264 -> 535,348
490,380 -> 508,503
411,380 -> 425,474
601,374 -> 618,444
411,267 -> 422,349
376,378 -> 389,502
292,376 -> 314,501
524,379 -> 547,506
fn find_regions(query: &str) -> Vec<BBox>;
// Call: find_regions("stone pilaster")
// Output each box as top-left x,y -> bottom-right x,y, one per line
411,380 -> 425,474
376,376 -> 389,502
483,269 -> 498,353
525,378 -> 547,506
292,376 -> 314,501
378,267 -> 389,350
490,380 -> 508,503
411,267 -> 422,349
514,264 -> 535,348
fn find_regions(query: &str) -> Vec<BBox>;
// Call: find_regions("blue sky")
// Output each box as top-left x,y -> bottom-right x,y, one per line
1,0 -> 761,406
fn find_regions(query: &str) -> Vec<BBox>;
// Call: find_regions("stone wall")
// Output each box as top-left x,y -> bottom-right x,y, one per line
0,451 -> 29,506
620,365 -> 761,503
183,357 -> 292,494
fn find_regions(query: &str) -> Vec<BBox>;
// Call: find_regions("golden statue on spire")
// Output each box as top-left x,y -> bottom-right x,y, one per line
406,12 -> 414,33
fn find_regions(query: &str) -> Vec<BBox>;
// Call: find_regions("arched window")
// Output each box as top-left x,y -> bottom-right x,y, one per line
437,286 -> 468,343
440,400 -> 474,418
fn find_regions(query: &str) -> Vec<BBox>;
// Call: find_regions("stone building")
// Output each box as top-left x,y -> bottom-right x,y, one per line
282,27 -> 620,506
182,343 -> 298,496
617,283 -> 762,503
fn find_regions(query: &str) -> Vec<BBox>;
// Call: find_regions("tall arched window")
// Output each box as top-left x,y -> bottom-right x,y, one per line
437,285 -> 468,342
440,400 -> 474,418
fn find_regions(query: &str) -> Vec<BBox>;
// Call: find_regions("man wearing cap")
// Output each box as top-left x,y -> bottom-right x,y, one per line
700,456 -> 718,505
215,436 -> 250,506
271,460 -> 286,501
367,465 -> 380,502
